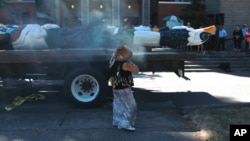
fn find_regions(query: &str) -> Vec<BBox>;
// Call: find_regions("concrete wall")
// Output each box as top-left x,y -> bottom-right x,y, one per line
203,0 -> 250,36
220,0 -> 250,36
205,0 -> 250,49
205,0 -> 220,14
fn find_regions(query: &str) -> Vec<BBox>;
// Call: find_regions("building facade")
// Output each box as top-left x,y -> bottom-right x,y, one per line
50,0 -> 150,27
156,1 -> 191,27
206,0 -> 250,37
0,0 -> 36,24
0,0 -> 189,27
0,0 -> 250,37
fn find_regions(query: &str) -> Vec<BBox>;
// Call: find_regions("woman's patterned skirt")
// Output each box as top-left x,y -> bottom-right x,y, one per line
112,87 -> 137,128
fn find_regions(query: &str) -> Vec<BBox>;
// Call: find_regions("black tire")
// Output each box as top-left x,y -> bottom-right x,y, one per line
64,68 -> 108,107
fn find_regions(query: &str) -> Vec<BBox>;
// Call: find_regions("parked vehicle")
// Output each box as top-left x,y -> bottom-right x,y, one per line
0,24 -> 216,107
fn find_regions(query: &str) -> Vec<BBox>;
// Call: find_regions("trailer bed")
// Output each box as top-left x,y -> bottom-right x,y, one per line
0,48 -> 195,63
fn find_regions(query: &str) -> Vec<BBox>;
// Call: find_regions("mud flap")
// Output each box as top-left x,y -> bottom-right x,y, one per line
174,61 -> 190,81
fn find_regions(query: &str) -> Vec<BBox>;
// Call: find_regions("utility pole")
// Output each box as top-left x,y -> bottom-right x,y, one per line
141,0 -> 150,26
54,0 -> 60,25
112,0 -> 120,26
80,0 -> 89,26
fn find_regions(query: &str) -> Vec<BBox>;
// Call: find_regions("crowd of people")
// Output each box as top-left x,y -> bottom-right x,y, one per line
178,23 -> 250,54
216,23 -> 250,54
233,24 -> 250,54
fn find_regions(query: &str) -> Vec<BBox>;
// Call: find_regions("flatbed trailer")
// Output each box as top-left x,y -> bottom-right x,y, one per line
0,48 -> 195,107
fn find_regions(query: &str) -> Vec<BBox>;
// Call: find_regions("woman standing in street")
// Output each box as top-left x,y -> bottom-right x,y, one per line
107,45 -> 139,131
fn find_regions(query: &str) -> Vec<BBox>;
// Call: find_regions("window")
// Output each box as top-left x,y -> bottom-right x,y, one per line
160,0 -> 191,2
7,0 -> 35,2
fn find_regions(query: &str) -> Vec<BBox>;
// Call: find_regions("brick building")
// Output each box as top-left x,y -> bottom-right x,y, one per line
0,0 -> 36,24
154,1 -> 191,28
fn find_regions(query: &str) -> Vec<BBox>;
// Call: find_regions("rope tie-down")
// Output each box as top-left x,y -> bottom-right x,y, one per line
5,93 -> 45,111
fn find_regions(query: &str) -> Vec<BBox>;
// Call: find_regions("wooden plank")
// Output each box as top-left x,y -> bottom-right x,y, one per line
134,52 -> 196,61
0,48 -> 195,63
0,49 -> 113,63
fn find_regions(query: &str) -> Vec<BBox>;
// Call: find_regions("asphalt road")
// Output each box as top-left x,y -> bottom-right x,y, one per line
0,72 -> 249,141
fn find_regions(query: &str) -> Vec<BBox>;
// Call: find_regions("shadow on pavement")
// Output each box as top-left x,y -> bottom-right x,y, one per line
0,88 -> 202,141
221,71 -> 250,77
0,87 -> 238,112
133,87 -> 238,112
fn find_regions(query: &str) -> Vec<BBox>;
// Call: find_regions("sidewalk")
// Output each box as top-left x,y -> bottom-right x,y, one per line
184,49 -> 250,72
134,71 -> 250,107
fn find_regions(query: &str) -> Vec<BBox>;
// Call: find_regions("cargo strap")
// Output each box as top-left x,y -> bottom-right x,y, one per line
5,93 -> 45,111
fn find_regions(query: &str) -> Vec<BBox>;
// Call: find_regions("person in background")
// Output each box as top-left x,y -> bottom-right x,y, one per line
186,22 -> 194,51
245,28 -> 250,54
218,25 -> 227,51
242,24 -> 248,53
187,22 -> 191,28
233,24 -> 243,53
107,45 -> 139,131
152,25 -> 159,32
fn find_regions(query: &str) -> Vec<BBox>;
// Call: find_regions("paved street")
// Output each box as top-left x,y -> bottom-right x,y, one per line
0,72 -> 249,141
134,71 -> 250,107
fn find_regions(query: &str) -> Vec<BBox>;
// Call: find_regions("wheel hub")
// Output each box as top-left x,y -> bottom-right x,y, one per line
70,74 -> 100,102
80,78 -> 94,93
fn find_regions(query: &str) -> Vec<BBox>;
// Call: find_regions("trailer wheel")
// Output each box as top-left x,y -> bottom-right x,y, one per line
64,68 -> 107,107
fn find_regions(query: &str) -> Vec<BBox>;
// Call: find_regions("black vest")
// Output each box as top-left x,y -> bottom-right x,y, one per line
108,61 -> 134,89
